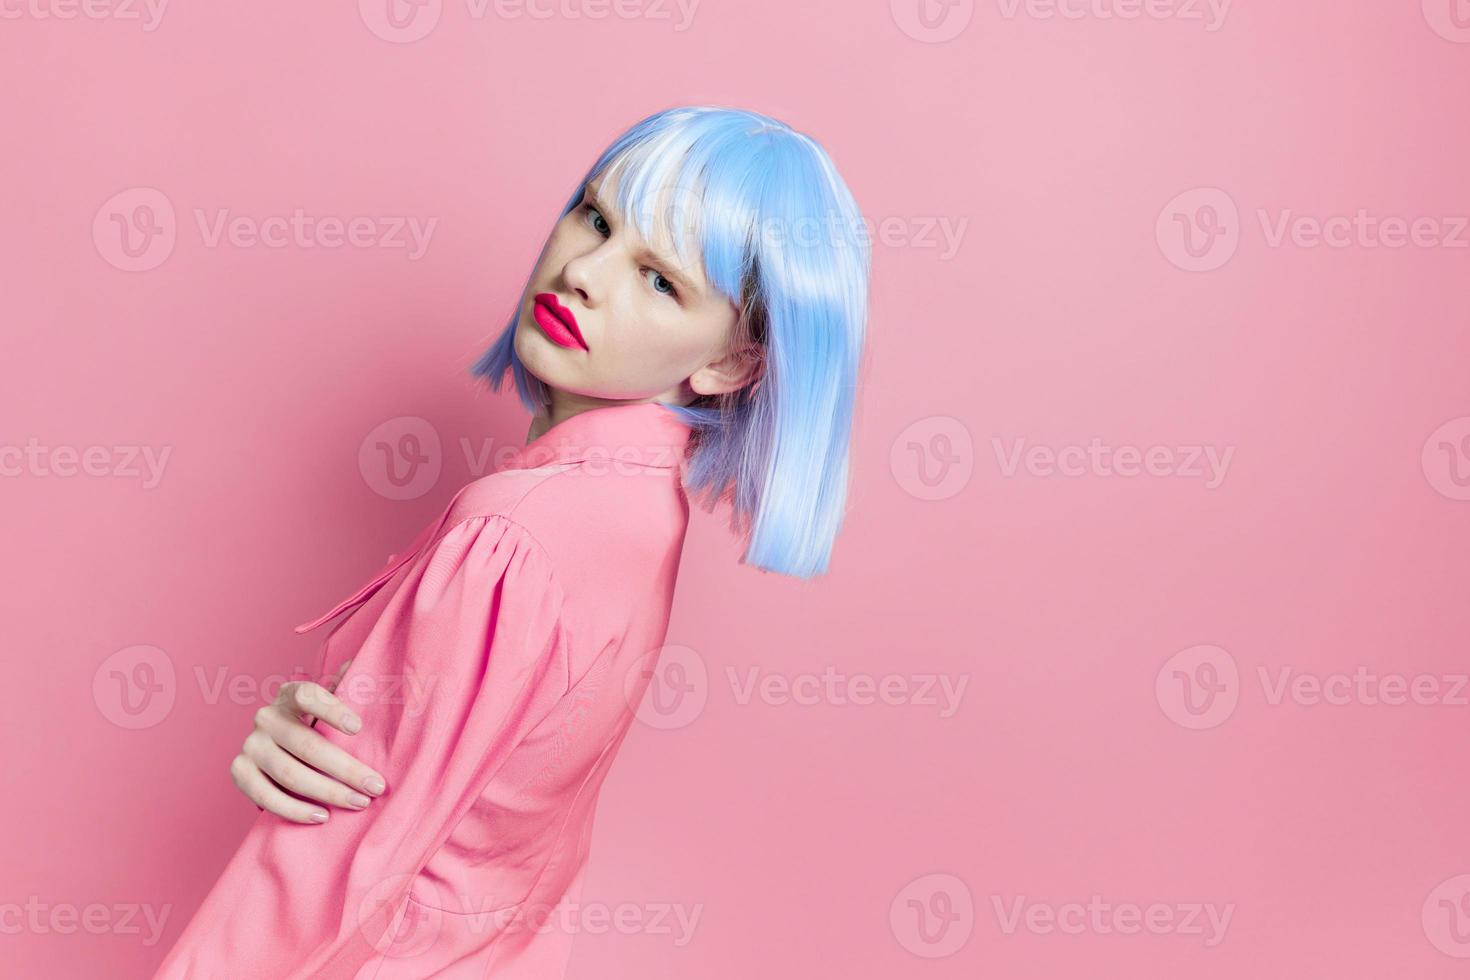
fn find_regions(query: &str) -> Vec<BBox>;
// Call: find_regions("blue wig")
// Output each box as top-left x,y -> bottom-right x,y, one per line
469,105 -> 870,580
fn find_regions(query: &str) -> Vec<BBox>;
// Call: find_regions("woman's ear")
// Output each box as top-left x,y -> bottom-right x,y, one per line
688,343 -> 765,398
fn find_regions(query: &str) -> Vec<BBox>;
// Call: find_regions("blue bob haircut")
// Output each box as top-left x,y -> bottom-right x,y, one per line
469,105 -> 870,580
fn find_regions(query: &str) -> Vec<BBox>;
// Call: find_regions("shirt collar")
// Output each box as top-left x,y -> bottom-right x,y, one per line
497,401 -> 695,474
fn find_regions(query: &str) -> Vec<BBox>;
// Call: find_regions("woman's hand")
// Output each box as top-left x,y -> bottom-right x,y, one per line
230,658 -> 387,823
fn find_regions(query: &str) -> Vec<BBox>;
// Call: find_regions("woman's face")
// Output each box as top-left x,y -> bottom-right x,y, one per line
512,170 -> 755,415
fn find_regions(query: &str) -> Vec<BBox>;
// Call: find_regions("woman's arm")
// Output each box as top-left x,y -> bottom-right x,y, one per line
150,514 -> 573,979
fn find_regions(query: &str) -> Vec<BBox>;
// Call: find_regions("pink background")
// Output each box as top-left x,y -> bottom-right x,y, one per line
4,1 -> 1470,976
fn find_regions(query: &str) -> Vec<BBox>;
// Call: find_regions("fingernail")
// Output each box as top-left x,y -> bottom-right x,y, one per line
310,811 -> 328,823
343,715 -> 362,734
348,793 -> 371,809
364,776 -> 385,795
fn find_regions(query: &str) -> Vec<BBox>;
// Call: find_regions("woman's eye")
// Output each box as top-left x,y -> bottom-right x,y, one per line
585,205 -> 610,237
578,203 -> 675,299
644,268 -> 678,298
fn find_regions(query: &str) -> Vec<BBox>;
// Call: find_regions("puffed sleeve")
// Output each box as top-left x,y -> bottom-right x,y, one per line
150,514 -> 573,980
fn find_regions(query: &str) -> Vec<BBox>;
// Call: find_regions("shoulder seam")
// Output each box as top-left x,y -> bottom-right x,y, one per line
502,463 -> 585,525
502,458 -> 678,519
435,511 -> 556,570
432,511 -> 573,697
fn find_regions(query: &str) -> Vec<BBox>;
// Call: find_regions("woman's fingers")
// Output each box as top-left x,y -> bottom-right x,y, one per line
283,680 -> 361,736
240,729 -> 374,813
258,689 -> 388,796
227,676 -> 391,819
255,707 -> 387,799
229,753 -> 330,824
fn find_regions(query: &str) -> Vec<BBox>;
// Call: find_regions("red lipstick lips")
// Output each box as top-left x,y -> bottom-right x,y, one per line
532,293 -> 589,351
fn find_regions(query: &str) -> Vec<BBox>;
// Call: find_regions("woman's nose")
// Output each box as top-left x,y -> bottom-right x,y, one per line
563,251 -> 601,306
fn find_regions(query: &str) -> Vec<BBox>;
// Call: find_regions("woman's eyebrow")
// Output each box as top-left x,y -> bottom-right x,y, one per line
584,182 -> 706,297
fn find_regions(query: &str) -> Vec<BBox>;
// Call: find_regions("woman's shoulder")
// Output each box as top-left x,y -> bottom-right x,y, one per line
444,460 -> 689,588
441,463 -> 569,533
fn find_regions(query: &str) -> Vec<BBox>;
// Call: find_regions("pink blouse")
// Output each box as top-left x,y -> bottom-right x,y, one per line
151,401 -> 695,979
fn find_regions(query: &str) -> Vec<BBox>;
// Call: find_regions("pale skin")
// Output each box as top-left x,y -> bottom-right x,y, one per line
233,168 -> 762,822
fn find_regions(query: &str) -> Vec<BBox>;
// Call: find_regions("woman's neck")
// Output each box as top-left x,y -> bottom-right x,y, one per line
526,392 -> 658,445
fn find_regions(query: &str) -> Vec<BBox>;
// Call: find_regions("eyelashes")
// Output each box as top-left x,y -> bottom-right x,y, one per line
579,203 -> 680,301
583,202 -> 611,237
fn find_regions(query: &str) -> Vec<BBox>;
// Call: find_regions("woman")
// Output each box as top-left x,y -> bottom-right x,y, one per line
151,104 -> 870,978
